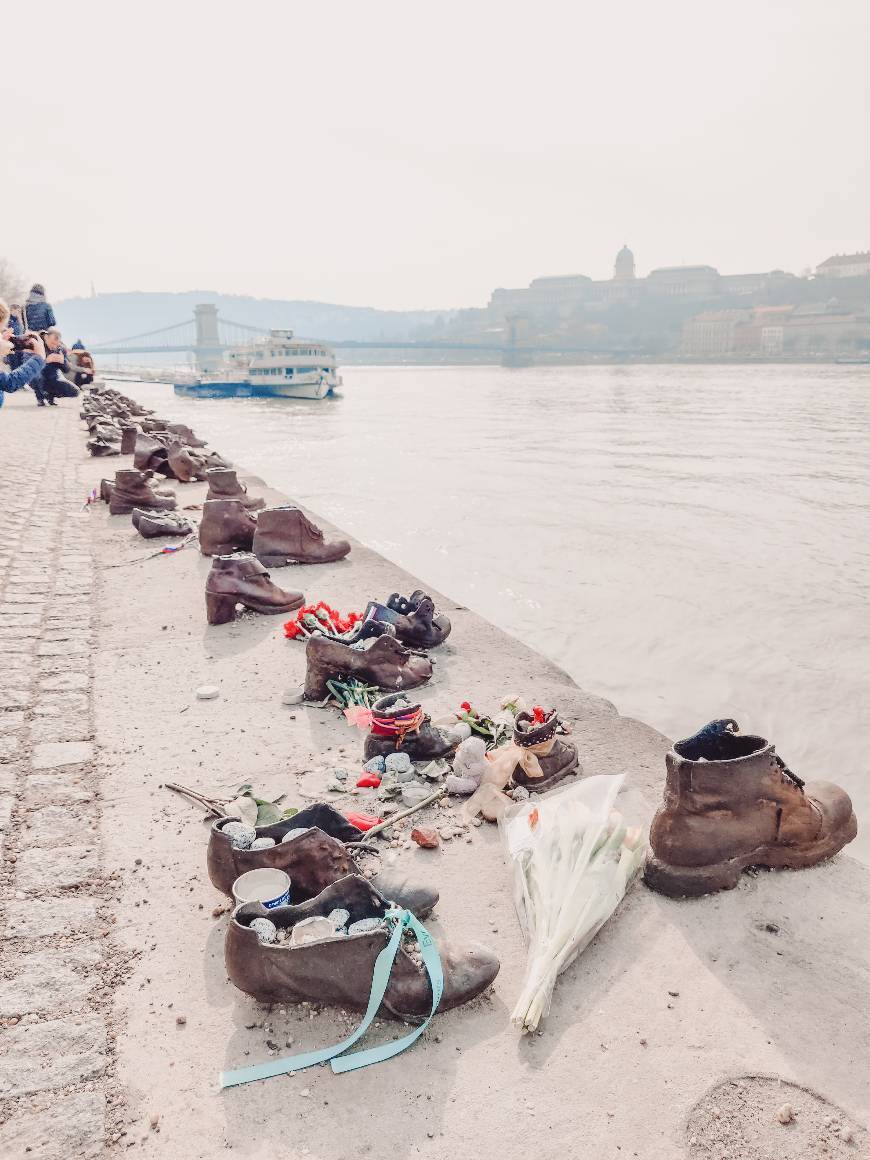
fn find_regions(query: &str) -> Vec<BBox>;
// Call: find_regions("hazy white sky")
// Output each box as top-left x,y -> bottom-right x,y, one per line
3,0 -> 869,309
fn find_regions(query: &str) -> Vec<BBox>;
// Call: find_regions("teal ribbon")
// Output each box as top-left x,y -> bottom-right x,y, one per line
219,909 -> 443,1088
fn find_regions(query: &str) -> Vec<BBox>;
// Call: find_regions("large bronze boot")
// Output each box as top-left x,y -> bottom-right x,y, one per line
252,505 -> 350,566
205,467 -> 264,511
304,629 -> 432,700
225,875 -> 499,1019
205,553 -> 304,625
166,440 -> 208,483
198,498 -> 258,556
644,719 -> 858,898
108,469 -> 177,515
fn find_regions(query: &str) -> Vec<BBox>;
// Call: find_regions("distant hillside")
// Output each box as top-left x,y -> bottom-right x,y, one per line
54,291 -> 452,346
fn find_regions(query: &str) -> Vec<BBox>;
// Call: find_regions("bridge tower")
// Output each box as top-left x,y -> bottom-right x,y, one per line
501,314 -> 533,367
194,303 -> 223,372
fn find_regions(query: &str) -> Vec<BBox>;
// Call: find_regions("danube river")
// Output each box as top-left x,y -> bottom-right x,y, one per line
134,364 -> 870,861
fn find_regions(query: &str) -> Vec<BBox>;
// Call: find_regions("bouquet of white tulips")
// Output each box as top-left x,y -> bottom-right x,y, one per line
501,774 -> 646,1034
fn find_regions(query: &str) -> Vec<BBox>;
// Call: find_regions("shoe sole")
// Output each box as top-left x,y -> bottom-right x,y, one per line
643,812 -> 859,898
256,554 -> 349,567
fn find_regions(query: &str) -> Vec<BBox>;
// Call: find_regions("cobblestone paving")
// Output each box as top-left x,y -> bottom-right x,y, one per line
0,402 -> 119,1159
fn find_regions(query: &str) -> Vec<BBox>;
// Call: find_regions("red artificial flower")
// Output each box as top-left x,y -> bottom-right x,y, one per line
460,701 -> 472,712
345,811 -> 382,832
356,775 -> 382,789
532,706 -> 547,724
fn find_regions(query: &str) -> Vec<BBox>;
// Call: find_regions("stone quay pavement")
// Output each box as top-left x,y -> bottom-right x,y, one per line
0,398 -> 119,1157
1,389 -> 869,1160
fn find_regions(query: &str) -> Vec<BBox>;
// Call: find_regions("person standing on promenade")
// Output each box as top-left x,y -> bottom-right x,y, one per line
24,282 -> 57,331
5,303 -> 26,368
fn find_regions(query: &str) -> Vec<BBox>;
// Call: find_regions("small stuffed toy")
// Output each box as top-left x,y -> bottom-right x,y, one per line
445,736 -> 488,796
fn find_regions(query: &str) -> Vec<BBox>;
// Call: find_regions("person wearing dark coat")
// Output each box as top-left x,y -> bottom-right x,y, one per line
6,305 -> 26,369
24,284 -> 57,332
33,327 -> 77,406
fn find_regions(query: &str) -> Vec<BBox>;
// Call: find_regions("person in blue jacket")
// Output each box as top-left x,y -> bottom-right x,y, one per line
5,303 -> 26,369
0,330 -> 47,407
24,283 -> 57,331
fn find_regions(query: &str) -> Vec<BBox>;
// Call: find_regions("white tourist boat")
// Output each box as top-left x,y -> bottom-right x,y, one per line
174,330 -> 342,400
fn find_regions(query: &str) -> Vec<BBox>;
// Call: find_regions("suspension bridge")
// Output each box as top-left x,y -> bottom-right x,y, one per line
89,303 -> 635,370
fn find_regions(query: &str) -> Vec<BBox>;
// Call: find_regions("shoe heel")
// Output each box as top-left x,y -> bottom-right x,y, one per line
206,592 -> 238,625
643,851 -> 745,899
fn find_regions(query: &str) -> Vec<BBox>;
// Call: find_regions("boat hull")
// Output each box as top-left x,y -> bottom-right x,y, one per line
173,379 -> 336,401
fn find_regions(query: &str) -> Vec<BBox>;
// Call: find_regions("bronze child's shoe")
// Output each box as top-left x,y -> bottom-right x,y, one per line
205,553 -> 304,624
225,875 -> 499,1019
303,629 -> 433,700
205,467 -> 264,510
363,692 -> 456,762
252,505 -> 350,566
198,498 -> 258,556
384,590 -> 452,648
207,811 -> 438,917
108,469 -> 177,515
507,709 -> 579,793
87,437 -> 120,457
166,422 -> 207,448
644,718 -> 858,898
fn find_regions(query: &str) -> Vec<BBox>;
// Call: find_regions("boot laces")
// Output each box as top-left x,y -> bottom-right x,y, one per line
774,754 -> 805,791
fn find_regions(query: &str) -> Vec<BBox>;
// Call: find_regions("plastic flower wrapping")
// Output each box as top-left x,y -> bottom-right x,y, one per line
500,774 -> 646,1034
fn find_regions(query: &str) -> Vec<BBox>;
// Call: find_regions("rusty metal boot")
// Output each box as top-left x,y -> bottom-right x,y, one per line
166,440 -> 208,483
303,630 -> 433,700
362,692 -> 456,762
198,498 -> 258,556
205,467 -> 264,511
506,709 -> 580,793
253,505 -> 351,566
207,811 -> 438,917
225,875 -> 499,1019
644,719 -> 858,898
205,553 -> 304,625
108,469 -> 177,515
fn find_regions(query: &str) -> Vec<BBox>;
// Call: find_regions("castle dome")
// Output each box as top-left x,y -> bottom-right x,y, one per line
614,244 -> 636,281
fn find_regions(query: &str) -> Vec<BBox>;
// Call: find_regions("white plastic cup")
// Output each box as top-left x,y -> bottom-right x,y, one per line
231,868 -> 291,909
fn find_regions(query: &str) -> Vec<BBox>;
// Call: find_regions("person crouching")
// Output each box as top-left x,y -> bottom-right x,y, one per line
34,327 -> 78,406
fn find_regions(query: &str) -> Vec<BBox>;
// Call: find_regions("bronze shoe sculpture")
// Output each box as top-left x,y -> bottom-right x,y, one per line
99,478 -> 113,503
644,719 -> 858,898
120,425 -> 139,455
131,508 -> 194,538
133,432 -> 171,473
506,709 -> 579,793
363,692 -> 456,762
252,505 -> 350,566
208,807 -> 437,917
205,553 -> 304,624
108,469 -> 177,515
87,437 -> 120,457
304,628 -> 433,700
166,422 -> 207,448
205,467 -> 263,510
225,874 -> 499,1019
166,440 -> 208,483
362,590 -> 452,649
198,498 -> 258,556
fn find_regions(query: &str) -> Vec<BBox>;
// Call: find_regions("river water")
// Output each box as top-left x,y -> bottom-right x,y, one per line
128,364 -> 870,861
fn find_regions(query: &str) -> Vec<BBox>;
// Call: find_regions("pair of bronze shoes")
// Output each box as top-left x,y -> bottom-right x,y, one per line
210,806 -> 499,1019
199,491 -> 351,566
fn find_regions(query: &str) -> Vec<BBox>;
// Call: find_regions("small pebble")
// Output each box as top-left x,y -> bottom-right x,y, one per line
776,1104 -> 794,1125
250,837 -> 276,850
333,768 -> 349,782
222,822 -> 256,850
281,828 -> 311,844
176,1015 -> 186,1026
348,917 -> 384,936
363,756 -> 386,774
149,1114 -> 160,1130
196,685 -> 220,700
411,826 -> 440,849
250,918 -> 278,944
385,752 -> 412,775
327,908 -> 350,930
